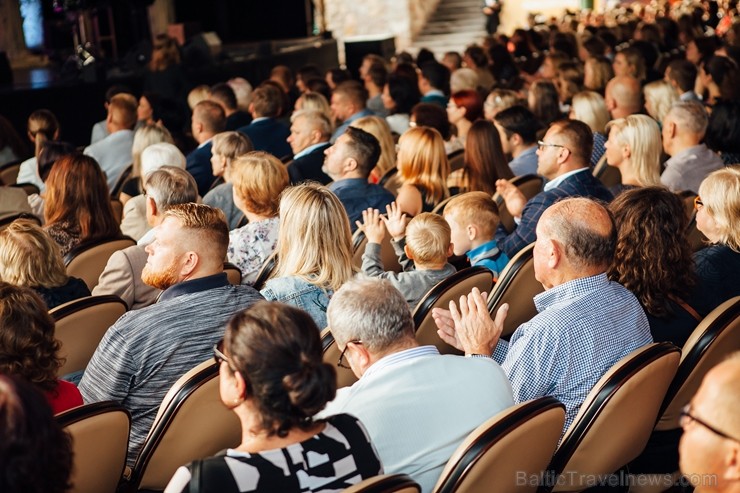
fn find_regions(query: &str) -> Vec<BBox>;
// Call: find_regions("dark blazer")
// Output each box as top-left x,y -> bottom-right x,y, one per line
495,169 -> 613,257
287,143 -> 332,185
186,141 -> 215,197
237,118 -> 292,160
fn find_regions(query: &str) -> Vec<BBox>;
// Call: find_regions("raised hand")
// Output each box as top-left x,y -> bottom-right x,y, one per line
381,202 -> 409,241
356,208 -> 386,244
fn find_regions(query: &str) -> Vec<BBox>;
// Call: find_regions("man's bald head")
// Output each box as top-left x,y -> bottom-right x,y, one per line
605,75 -> 643,119
695,354 -> 740,438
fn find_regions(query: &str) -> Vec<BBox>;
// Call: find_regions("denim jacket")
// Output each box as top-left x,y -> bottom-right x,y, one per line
260,276 -> 332,329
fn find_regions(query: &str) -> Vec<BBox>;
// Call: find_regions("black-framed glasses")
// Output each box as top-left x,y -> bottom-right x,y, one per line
537,140 -> 568,152
213,339 -> 229,367
337,340 -> 362,369
680,404 -> 740,442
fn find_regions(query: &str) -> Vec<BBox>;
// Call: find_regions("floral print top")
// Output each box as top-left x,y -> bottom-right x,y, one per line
227,216 -> 279,285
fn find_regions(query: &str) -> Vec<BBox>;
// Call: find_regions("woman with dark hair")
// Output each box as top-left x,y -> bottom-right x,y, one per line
43,154 -> 119,256
705,100 -> 740,165
26,140 -> 78,219
164,301 -> 382,493
528,80 -> 562,130
447,120 -> 513,195
0,374 -> 74,493
487,42 -> 520,89
0,282 -> 83,413
0,114 -> 27,166
382,73 -> 421,135
699,55 -> 740,106
325,67 -> 351,91
447,89 -> 484,146
608,187 -> 701,347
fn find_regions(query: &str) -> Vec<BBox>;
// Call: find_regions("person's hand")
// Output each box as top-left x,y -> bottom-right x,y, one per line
435,287 -> 509,355
382,202 -> 409,241
496,179 -> 527,219
356,208 -> 386,244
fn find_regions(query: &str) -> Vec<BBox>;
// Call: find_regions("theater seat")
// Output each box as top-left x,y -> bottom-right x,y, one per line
110,164 -> 133,199
592,154 -> 622,189
223,261 -> 242,285
64,236 -> 136,290
344,473 -> 421,493
50,295 -> 128,376
252,252 -> 277,290
448,149 -> 465,173
433,397 -> 565,493
493,174 -> 544,233
0,212 -> 41,231
0,159 -> 22,185
543,343 -> 680,493
413,266 -> 494,355
57,401 -> 130,493
123,359 -> 241,492
321,328 -> 359,389
352,228 -> 402,274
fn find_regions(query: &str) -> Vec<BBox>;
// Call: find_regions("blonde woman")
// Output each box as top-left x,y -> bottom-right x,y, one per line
350,115 -> 396,183
395,127 -> 450,216
603,114 -> 662,195
227,152 -> 289,285
693,166 -> 740,315
612,46 -> 646,82
0,220 -> 90,310
643,80 -> 679,127
483,89 -> 520,121
260,183 -> 355,328
570,91 -> 610,166
119,123 -> 174,203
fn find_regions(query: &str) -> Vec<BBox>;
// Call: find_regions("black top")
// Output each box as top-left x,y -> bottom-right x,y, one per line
645,297 -> 701,348
693,244 -> 740,316
34,277 -> 91,310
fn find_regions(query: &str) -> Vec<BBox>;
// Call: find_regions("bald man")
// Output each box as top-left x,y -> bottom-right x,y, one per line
605,75 -> 643,119
679,354 -> 740,492
434,197 -> 652,435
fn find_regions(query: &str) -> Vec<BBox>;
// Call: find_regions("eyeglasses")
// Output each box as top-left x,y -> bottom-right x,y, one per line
213,339 -> 229,367
537,140 -> 568,152
337,340 -> 362,369
680,404 -> 740,442
694,196 -> 704,211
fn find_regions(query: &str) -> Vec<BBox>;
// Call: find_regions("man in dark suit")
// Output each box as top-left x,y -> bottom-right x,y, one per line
209,82 -> 251,130
187,100 -> 226,196
286,110 -> 332,185
494,119 -> 613,257
236,85 -> 292,160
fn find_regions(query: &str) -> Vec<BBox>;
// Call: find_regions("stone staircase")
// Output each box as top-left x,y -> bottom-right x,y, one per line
410,0 -> 489,58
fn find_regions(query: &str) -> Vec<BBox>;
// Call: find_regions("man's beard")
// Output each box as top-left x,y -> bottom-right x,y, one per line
142,261 -> 180,290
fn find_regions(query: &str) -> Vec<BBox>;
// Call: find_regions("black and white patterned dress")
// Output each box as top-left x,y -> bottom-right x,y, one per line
164,414 -> 383,493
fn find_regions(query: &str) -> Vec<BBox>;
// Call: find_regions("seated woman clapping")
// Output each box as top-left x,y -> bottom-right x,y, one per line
164,301 -> 382,493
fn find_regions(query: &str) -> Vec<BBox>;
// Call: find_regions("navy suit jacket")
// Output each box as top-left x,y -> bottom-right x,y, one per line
287,143 -> 332,185
495,169 -> 613,257
186,141 -> 215,197
237,118 -> 292,160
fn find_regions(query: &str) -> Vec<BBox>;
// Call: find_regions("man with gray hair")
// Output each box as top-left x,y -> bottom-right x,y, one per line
319,276 -> 514,493
661,101 -> 724,193
434,198 -> 653,438
286,109 -> 332,185
94,166 -> 198,309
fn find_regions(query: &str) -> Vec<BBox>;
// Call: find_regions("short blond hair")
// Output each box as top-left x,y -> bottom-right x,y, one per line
571,91 -> 610,134
699,166 -> 740,251
132,123 -> 174,179
231,152 -> 289,217
405,213 -> 451,265
643,80 -> 679,124
188,85 -> 211,110
108,93 -> 138,129
444,192 -> 500,239
163,203 -> 229,261
0,220 -> 68,288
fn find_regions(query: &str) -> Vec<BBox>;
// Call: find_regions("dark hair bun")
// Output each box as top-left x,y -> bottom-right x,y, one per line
283,357 -> 337,417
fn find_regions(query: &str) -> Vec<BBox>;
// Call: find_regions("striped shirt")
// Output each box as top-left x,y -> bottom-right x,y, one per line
79,273 -> 263,465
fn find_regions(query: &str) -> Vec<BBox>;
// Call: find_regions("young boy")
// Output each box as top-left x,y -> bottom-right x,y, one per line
443,192 -> 509,278
357,202 -> 456,308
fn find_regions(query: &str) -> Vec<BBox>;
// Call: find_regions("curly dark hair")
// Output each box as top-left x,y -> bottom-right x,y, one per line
0,283 -> 63,393
608,187 -> 696,317
0,375 -> 73,493
224,301 -> 336,438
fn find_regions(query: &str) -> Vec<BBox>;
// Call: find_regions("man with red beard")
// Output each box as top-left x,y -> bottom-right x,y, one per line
79,203 -> 263,466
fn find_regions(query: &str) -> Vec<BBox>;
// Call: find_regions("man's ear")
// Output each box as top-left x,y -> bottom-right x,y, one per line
146,195 -> 157,218
665,120 -> 677,139
548,239 -> 562,269
344,157 -> 359,174
179,251 -> 200,279
724,442 -> 740,482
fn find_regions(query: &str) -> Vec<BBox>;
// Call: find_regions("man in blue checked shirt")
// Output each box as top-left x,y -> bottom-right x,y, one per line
434,197 -> 653,435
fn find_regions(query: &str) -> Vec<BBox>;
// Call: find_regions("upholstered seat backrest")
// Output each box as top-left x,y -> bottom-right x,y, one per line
252,252 -> 277,290
487,243 -> 542,339
0,159 -> 21,185
548,343 -> 680,493
321,328 -> 359,389
12,182 -> 40,195
448,149 -> 465,173
57,402 -> 131,493
351,229 -> 403,274
493,174 -> 544,233
110,164 -> 133,199
592,154 -> 622,189
51,295 -> 128,376
129,360 -> 241,491
0,212 -> 41,231
413,266 -> 493,355
344,473 -> 421,493
223,261 -> 242,285
434,397 -> 565,493
656,296 -> 740,431
64,236 -> 136,290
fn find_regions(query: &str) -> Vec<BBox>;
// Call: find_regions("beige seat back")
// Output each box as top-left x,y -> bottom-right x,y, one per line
493,174 -> 544,233
0,212 -> 41,231
656,296 -> 740,431
110,164 -> 133,199
0,159 -> 21,185
431,195 -> 455,215
413,266 -> 494,355
487,243 -> 542,339
223,261 -> 242,285
592,154 -> 622,189
252,252 -> 277,290
57,402 -> 131,493
351,228 -> 402,274
548,343 -> 680,492
64,236 -> 136,290
344,473 -> 421,493
321,328 -> 359,389
434,397 -> 565,493
128,359 -> 241,491
51,295 -> 128,376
